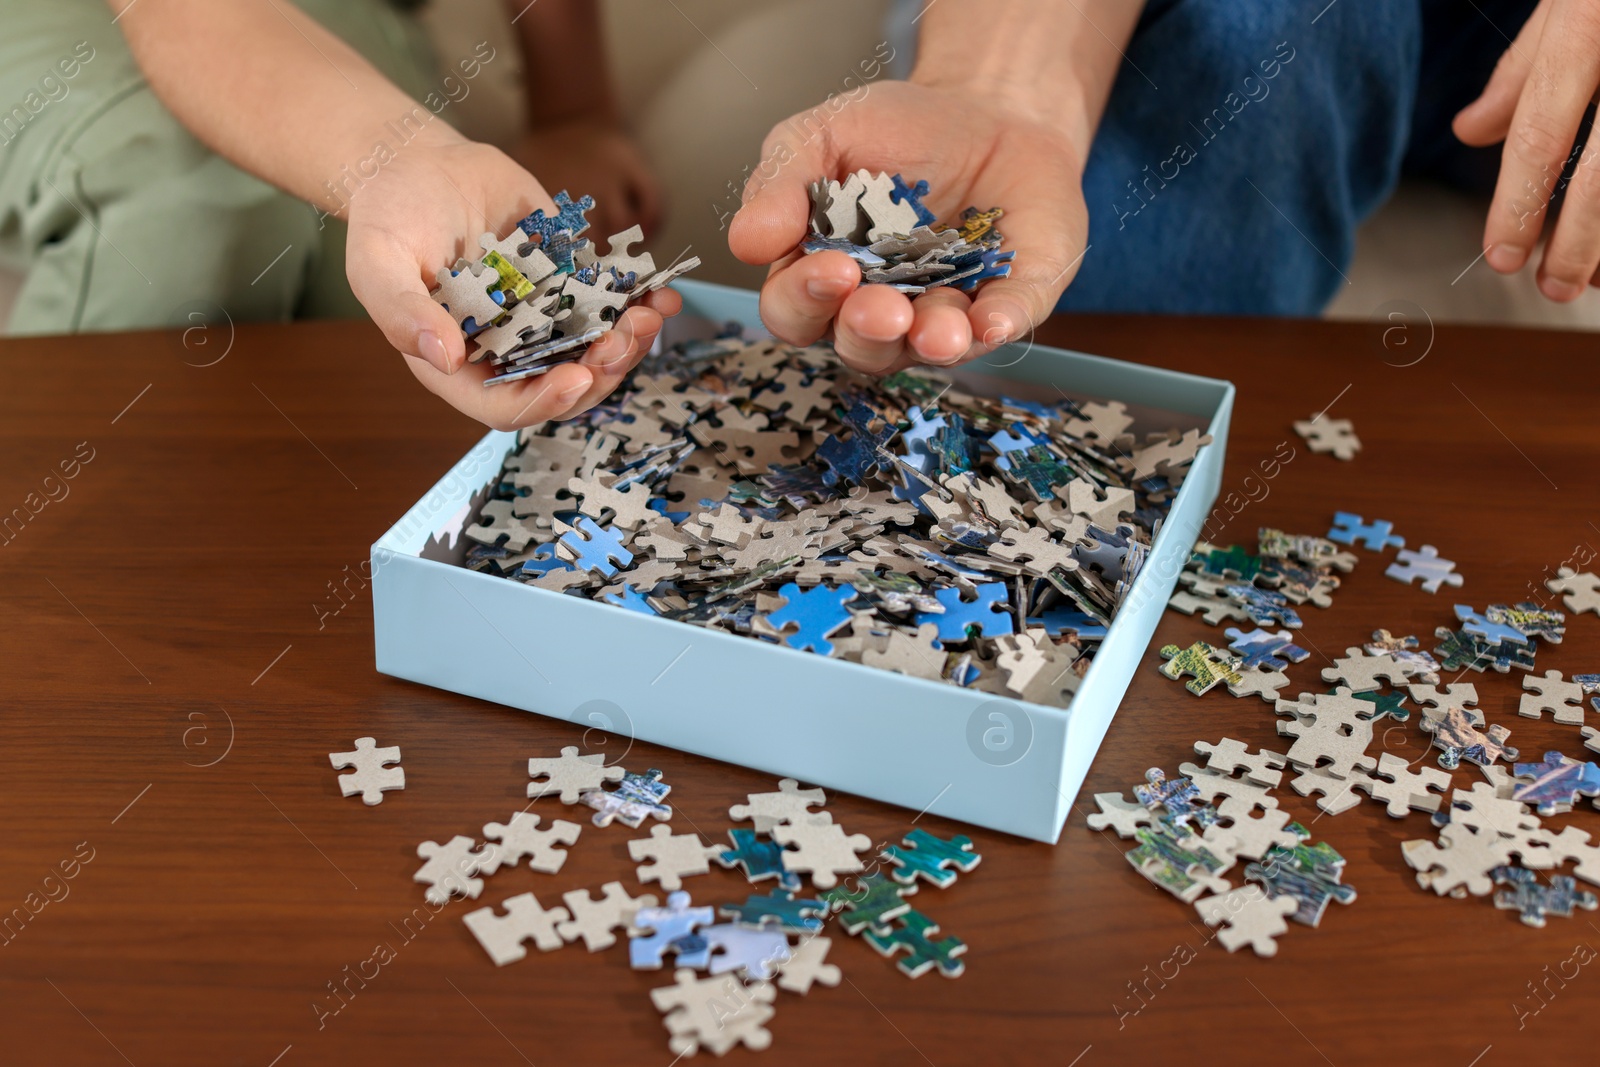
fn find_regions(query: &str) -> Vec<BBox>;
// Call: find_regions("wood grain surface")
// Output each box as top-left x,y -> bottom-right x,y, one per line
1,310 -> 1596,1067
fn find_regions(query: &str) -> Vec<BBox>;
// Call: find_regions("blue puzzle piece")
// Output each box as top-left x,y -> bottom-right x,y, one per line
915,581 -> 1013,642
1492,866 -> 1599,927
1224,626 -> 1311,671
513,543 -> 576,581
601,585 -> 657,614
888,174 -> 937,227
766,582 -> 856,655
630,891 -> 714,969
900,406 -> 948,474
558,516 -> 633,577
1223,584 -> 1303,628
1455,604 -> 1533,648
1326,511 -> 1404,551
647,497 -> 691,524
951,247 -> 1015,291
988,422 -> 1049,473
717,829 -> 801,891
1030,607 -> 1108,641
718,888 -> 827,933
516,190 -> 595,273
1132,768 -> 1215,828
816,396 -> 899,485
1513,751 -> 1600,815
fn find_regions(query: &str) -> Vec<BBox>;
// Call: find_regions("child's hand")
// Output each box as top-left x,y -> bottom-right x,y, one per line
512,121 -> 663,241
345,137 -> 677,431
727,80 -> 1088,375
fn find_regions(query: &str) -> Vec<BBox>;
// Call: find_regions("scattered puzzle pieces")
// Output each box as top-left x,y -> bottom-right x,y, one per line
863,910 -> 967,978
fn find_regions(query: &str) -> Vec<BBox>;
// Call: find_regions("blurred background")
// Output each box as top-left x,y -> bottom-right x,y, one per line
4,0 -> 1594,331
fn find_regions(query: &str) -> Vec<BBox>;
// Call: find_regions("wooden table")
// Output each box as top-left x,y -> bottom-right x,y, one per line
2,310 -> 1595,1066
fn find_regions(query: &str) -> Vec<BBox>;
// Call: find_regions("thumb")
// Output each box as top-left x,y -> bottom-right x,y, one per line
347,233 -> 468,375
728,131 -> 830,267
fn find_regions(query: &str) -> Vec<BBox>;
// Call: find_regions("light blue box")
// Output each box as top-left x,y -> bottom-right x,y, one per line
372,280 -> 1233,842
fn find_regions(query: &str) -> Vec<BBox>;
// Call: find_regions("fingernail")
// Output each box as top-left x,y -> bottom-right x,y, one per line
1486,245 -> 1526,272
807,278 -> 854,301
1541,276 -> 1582,302
418,330 -> 451,373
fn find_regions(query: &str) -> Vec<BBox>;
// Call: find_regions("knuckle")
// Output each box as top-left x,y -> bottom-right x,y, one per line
1508,112 -> 1575,169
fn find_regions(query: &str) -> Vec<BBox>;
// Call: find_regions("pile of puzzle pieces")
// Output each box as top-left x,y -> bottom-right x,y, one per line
462,330 -> 1209,707
399,747 -> 982,1056
803,170 -> 1013,294
1131,497 -> 1600,933
429,191 -> 700,386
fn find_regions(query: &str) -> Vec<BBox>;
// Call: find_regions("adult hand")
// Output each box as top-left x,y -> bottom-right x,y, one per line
345,135 -> 678,431
1455,0 -> 1600,301
727,79 -> 1088,374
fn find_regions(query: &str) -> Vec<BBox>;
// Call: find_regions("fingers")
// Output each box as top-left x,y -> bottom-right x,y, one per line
758,250 -> 860,346
549,305 -> 665,420
347,232 -> 467,375
905,288 -> 973,366
1483,6 -> 1600,274
833,284 -> 915,374
1540,149 -> 1600,299
405,354 -> 595,432
728,122 -> 830,267
1454,1 -> 1551,146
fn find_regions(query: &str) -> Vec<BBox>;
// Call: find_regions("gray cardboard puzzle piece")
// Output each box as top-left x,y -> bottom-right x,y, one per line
329,737 -> 404,805
462,891 -> 570,965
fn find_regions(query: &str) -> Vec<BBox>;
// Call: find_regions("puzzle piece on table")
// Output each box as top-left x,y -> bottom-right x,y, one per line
1434,626 -> 1537,674
776,935 -> 841,994
1385,544 -> 1464,594
1350,752 -> 1451,817
481,812 -> 581,874
1286,766 -> 1363,816
716,829 -> 802,891
431,261 -> 505,336
697,922 -> 793,980
1244,828 -> 1355,926
1409,682 -> 1479,712
1492,866 -> 1600,927
1455,604 -> 1532,647
1167,585 -> 1252,626
1327,512 -> 1403,551
1224,583 -> 1303,628
1158,641 -> 1244,696
558,881 -> 659,952
1200,807 -> 1302,863
882,828 -> 981,888
1196,885 -> 1298,957
772,816 -> 873,890
1434,782 -> 1542,840
650,968 -> 777,1057
629,824 -> 723,891
414,835 -> 499,906
1488,601 -> 1565,643
1583,727 -> 1600,755
1193,738 -> 1286,788
765,582 -> 857,655
1275,688 -> 1378,780
1546,567 -> 1600,616
1085,793 -> 1156,838
864,910 -> 967,978
719,888 -> 827,934
631,891 -> 717,970
1321,647 -> 1407,692
1419,705 -> 1519,769
1513,751 -> 1600,816
1195,543 -> 1262,581
1334,688 -> 1411,722
724,779 -> 830,840
1133,767 -> 1215,826
1223,627 -> 1310,671
1126,820 -> 1232,902
328,737 -> 404,805
555,516 -> 634,577
583,768 -> 673,828
1178,766 -> 1278,822
1363,631 -> 1440,685
916,581 -> 1015,642
1519,670 -> 1586,724
461,891 -> 570,965
1404,822 -> 1514,897
527,746 -> 625,803
819,872 -> 918,935
1293,418 -> 1360,460
1227,666 -> 1292,702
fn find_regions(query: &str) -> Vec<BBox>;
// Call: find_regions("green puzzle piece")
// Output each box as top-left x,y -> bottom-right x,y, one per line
864,910 -> 967,978
820,872 -> 915,935
882,828 -> 981,888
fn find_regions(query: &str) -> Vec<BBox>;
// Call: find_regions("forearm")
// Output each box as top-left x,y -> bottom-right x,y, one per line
911,0 -> 1146,151
504,0 -> 617,125
108,0 -> 462,216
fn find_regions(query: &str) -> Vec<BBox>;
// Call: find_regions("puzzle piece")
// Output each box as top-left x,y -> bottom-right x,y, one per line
1546,567 -> 1600,616
481,812 -> 581,874
1196,885 -> 1298,957
1293,418 -> 1361,460
1227,666 -> 1292,702
1385,544 -> 1463,593
1408,682 -> 1479,712
1418,705 -> 1519,769
776,935 -> 841,994
916,581 -> 1014,642
863,910 -> 966,978
1320,647 -> 1407,692
328,737 -> 404,805
631,890 -> 717,970
772,815 -> 873,889
765,582 -> 857,655
889,173 -> 937,227
1350,752 -> 1451,817
629,824 -> 724,891
555,516 -> 634,577
414,835 -> 498,906
1492,866 -> 1600,927
1085,793 -> 1156,838
1244,827 -> 1355,925
695,922 -> 793,980
1513,751 -> 1600,815
650,968 -> 776,1057
462,892 -> 570,965
1404,822 -> 1514,897
1200,807 -> 1302,863
1192,738 -> 1286,788
1223,627 -> 1310,671
1519,669 -> 1586,724
1178,765 -> 1278,822
583,768 -> 673,828
1275,688 -> 1378,780
716,829 -> 802,891
431,261 -> 505,336
819,872 -> 917,935
527,745 -> 625,803
882,828 -> 981,888
1454,604 -> 1532,647
729,779 -> 828,835
1224,583 -> 1304,628
558,881 -> 659,951
1126,819 -> 1232,902
718,888 -> 827,935
1326,512 -> 1403,551
1158,641 -> 1244,696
